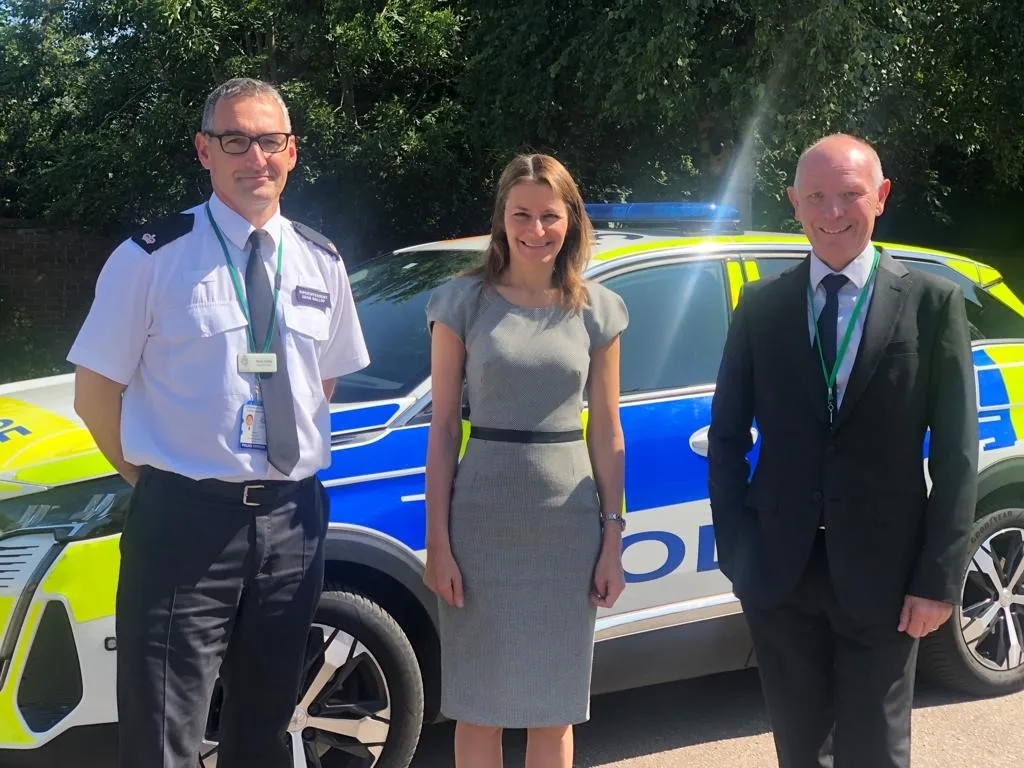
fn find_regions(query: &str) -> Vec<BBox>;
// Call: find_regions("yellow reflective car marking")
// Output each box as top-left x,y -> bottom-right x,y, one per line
0,602 -> 42,743
0,596 -> 14,649
988,283 -> 1024,318
40,536 -> 121,624
0,398 -> 77,469
743,260 -> 760,281
593,237 -> 699,262
14,453 -> 115,487
0,397 -> 112,491
726,261 -> 744,308
979,266 -> 1002,285
592,233 -> 815,263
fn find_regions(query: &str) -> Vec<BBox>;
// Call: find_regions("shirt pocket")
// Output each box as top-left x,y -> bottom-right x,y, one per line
161,301 -> 248,340
187,269 -> 227,306
282,301 -> 330,342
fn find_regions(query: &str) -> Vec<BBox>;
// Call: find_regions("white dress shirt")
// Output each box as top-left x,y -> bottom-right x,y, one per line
807,242 -> 878,407
68,193 -> 370,482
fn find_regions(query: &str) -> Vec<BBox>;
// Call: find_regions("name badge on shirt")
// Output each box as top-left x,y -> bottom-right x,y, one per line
238,353 -> 277,374
294,285 -> 331,310
239,401 -> 268,450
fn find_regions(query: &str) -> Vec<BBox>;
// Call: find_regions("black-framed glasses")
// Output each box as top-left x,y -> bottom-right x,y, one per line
204,132 -> 293,155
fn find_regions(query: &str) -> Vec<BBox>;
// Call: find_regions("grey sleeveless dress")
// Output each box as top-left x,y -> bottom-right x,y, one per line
426,275 -> 629,728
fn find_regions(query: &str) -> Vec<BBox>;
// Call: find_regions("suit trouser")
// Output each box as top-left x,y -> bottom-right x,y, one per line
115,466 -> 328,768
742,532 -> 919,768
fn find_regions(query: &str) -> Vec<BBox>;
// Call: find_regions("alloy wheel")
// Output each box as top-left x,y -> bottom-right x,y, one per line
959,526 -> 1024,672
199,622 -> 392,767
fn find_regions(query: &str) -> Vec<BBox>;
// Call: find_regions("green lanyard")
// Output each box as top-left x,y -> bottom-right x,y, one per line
205,203 -> 283,354
807,247 -> 879,422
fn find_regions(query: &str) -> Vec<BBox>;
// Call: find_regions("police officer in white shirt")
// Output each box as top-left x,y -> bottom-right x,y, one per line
68,77 -> 369,768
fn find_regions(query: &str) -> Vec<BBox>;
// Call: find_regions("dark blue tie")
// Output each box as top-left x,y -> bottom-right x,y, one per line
817,273 -> 849,375
245,230 -> 300,475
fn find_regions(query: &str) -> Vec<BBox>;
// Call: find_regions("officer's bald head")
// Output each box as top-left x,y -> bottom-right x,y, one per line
787,134 -> 891,270
793,134 -> 884,191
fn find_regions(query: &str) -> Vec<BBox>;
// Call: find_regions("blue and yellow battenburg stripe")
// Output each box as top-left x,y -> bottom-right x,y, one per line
974,344 -> 1024,452
0,396 -> 113,498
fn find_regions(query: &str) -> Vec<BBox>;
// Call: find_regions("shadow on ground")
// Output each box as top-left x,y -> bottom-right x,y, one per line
411,668 -> 986,767
412,668 -> 770,767
0,668 -> 999,768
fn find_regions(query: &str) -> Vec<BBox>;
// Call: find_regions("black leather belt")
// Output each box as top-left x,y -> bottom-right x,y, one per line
144,467 -> 306,508
469,426 -> 584,444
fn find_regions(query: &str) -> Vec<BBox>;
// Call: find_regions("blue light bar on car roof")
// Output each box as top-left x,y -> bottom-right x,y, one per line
584,201 -> 741,226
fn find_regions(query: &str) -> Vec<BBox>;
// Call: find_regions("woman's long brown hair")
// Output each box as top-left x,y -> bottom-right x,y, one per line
469,153 -> 593,312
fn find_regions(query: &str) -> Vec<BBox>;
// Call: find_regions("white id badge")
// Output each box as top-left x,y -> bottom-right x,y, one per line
239,401 -> 268,450
238,353 -> 278,374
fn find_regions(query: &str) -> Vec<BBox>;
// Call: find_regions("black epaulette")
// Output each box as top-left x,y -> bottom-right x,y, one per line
130,213 -> 195,254
292,221 -> 341,260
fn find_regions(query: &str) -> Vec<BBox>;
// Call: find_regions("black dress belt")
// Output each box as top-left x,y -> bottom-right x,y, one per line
469,426 -> 584,444
144,467 -> 306,508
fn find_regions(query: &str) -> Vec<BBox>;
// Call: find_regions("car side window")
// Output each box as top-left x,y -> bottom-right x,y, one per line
600,260 -> 730,393
753,256 -> 803,281
902,259 -> 976,292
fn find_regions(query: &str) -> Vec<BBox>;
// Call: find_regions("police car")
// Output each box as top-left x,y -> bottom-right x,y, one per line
3,203 -> 1024,767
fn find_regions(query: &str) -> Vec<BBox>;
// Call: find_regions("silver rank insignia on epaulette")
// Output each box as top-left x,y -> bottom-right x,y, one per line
130,213 -> 195,254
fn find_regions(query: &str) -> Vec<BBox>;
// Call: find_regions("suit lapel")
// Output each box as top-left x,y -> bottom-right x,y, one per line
777,258 -> 829,423
834,249 -> 910,426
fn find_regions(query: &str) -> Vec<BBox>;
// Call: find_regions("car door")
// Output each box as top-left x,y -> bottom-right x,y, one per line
593,255 -> 737,619
745,251 -> 806,287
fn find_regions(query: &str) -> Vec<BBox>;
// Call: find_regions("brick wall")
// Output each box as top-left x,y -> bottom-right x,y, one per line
0,219 -> 119,347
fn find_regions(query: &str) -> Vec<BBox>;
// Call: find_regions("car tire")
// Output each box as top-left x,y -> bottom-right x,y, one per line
312,587 -> 424,768
919,506 -> 1024,697
200,588 -> 424,768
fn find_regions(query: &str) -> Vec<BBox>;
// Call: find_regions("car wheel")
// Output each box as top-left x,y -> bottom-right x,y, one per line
199,588 -> 425,767
919,506 -> 1024,696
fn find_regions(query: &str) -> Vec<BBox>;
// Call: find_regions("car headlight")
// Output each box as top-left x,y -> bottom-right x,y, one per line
0,476 -> 131,542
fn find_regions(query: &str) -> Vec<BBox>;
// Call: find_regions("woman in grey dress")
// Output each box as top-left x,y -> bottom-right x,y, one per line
423,153 -> 628,768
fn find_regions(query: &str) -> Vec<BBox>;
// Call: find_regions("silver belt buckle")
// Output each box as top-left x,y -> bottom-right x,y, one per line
242,484 -> 265,507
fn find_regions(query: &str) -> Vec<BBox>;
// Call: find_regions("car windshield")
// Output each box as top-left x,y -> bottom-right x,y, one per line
333,248 -> 485,403
902,259 -> 1024,340
972,284 -> 1024,339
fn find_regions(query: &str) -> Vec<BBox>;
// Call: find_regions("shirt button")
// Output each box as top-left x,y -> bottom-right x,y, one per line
812,491 -> 823,502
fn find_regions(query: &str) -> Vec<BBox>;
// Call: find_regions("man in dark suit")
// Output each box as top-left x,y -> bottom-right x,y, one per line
708,134 -> 978,768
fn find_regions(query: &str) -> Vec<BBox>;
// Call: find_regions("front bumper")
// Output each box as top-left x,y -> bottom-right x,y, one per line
0,530 -> 120,750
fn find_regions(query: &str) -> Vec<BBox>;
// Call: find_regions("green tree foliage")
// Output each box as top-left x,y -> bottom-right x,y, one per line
0,0 -> 479,257
462,0 -> 1024,235
1,0 -> 1022,257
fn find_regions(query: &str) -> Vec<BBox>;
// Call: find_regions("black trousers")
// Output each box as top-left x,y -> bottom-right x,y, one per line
742,532 -> 919,768
115,466 -> 328,768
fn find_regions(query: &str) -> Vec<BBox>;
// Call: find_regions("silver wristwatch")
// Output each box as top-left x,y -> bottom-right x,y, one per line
600,512 -> 626,531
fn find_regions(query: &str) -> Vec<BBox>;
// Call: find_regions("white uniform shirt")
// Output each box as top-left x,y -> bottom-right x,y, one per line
68,193 -> 370,482
807,242 -> 877,407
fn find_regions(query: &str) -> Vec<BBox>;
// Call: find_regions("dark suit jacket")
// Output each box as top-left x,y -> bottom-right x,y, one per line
708,249 -> 979,624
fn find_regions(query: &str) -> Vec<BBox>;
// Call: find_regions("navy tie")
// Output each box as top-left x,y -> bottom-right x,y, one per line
817,273 -> 849,376
245,230 -> 300,475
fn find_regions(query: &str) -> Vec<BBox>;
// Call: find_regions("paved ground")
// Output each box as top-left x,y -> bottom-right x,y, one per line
411,668 -> 1024,767
5,668 -> 1020,767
